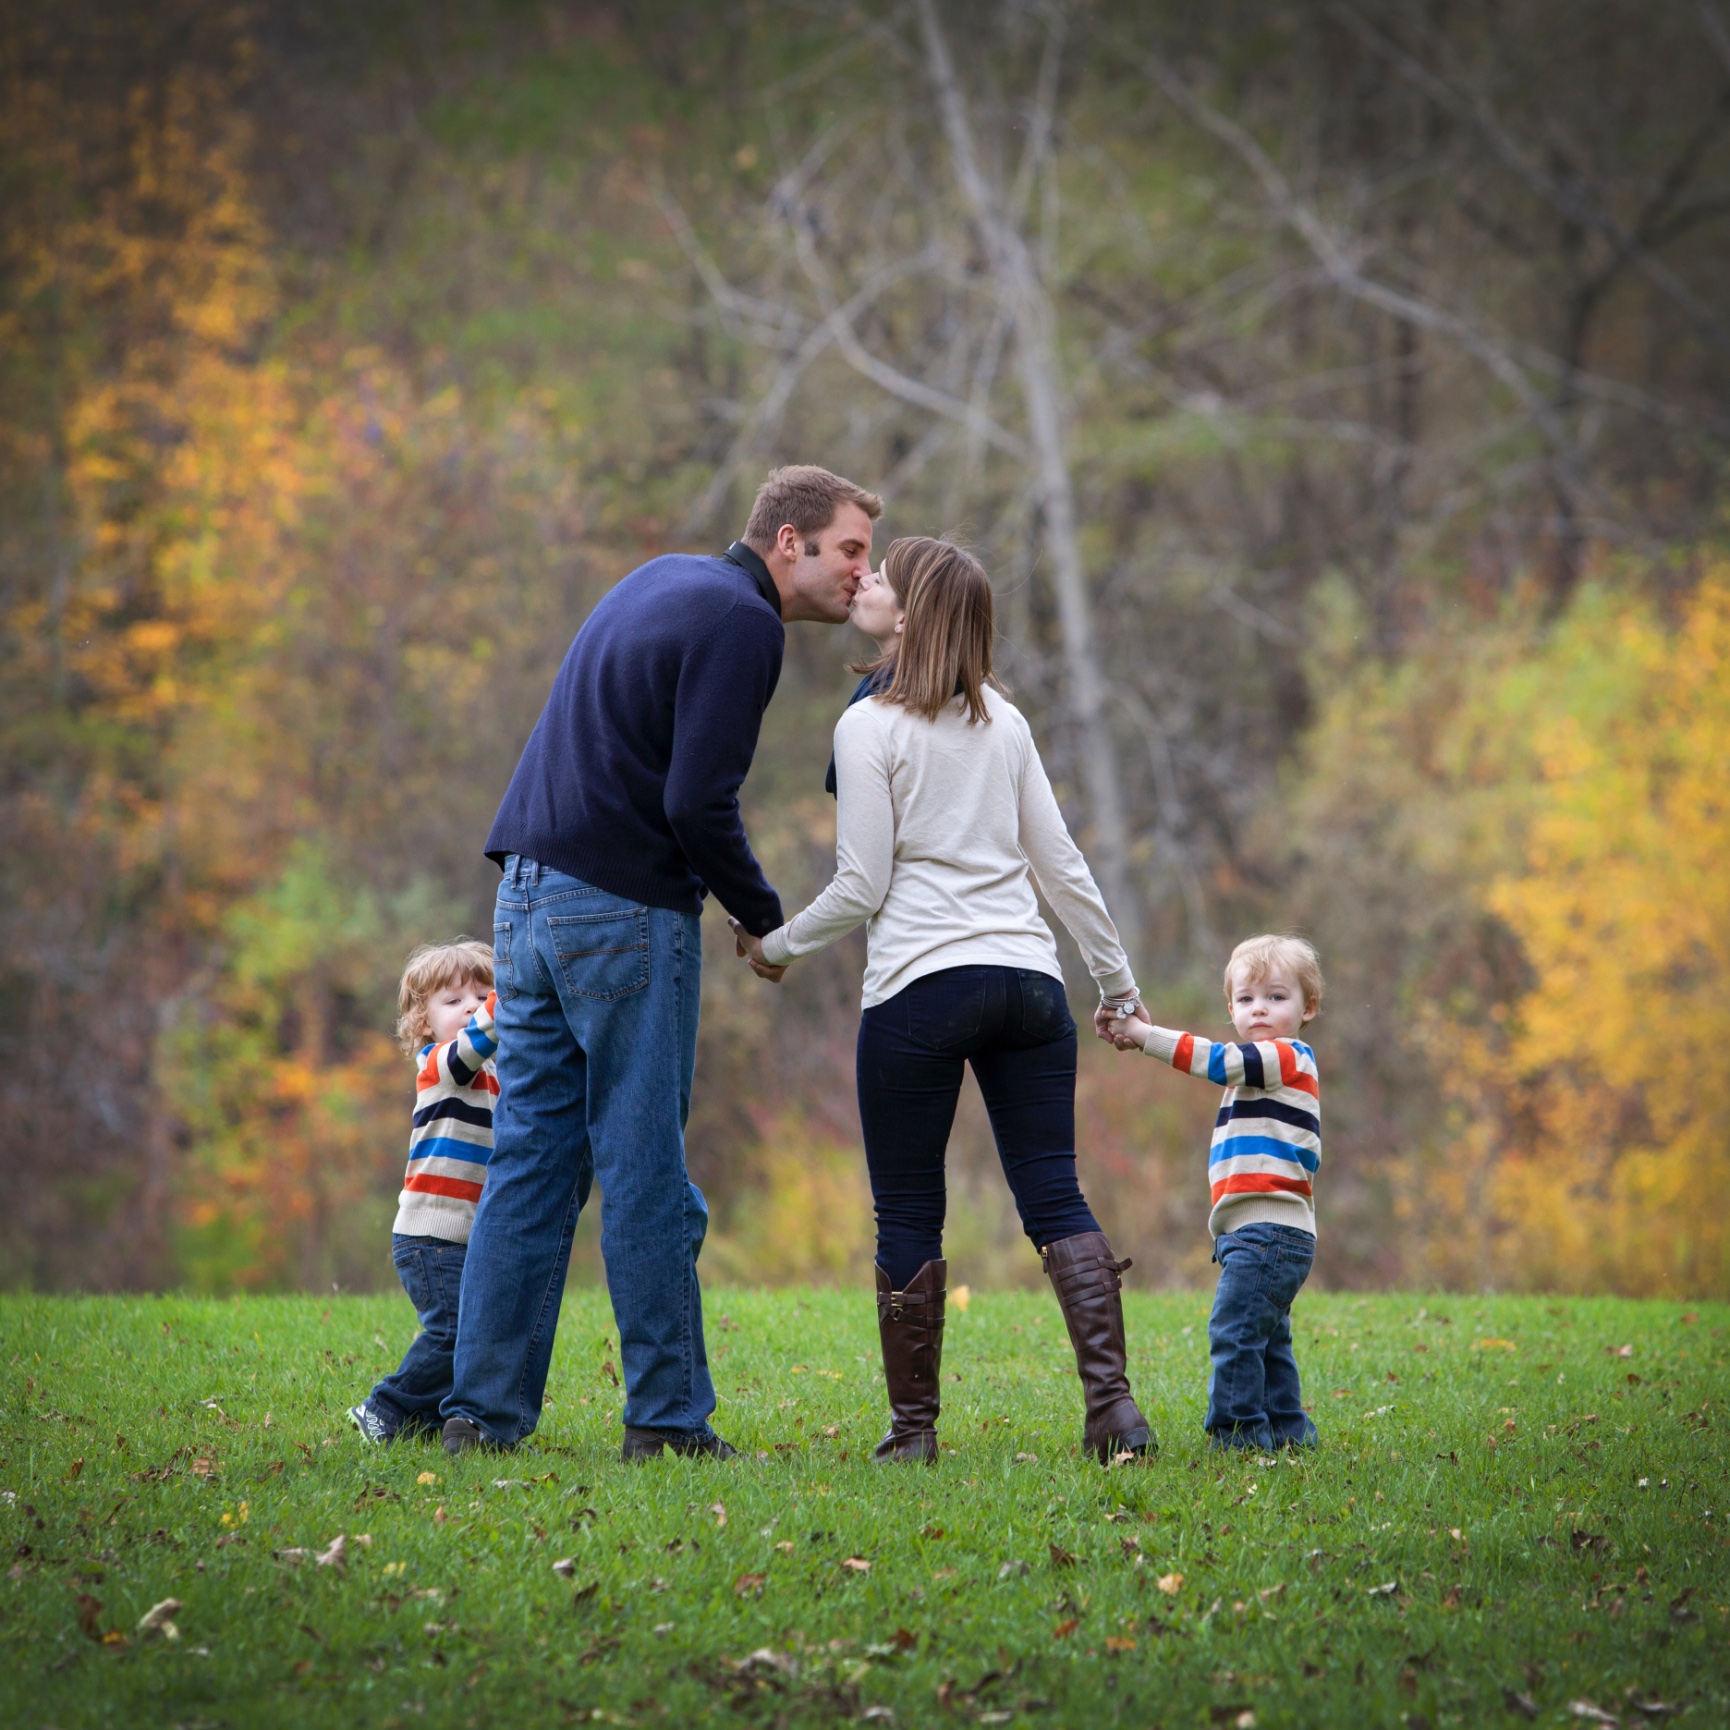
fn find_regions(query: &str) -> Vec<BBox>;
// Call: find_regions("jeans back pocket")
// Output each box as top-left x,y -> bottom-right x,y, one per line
548,907 -> 650,1001
906,971 -> 988,1054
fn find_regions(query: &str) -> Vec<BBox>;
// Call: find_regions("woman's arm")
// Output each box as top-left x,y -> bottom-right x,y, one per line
1015,727 -> 1136,999
760,710 -> 895,966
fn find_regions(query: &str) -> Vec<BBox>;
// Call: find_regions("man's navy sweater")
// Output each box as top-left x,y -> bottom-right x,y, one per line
485,545 -> 786,936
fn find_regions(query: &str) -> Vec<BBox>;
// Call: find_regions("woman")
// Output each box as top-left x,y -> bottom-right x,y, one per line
731,537 -> 1153,1465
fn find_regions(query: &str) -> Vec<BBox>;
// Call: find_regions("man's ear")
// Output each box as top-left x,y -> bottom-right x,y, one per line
774,522 -> 802,561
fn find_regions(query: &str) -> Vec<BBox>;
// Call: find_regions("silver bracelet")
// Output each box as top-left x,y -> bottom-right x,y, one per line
1100,991 -> 1142,1021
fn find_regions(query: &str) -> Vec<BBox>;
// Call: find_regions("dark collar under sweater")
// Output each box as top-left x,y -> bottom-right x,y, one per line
722,541 -> 782,618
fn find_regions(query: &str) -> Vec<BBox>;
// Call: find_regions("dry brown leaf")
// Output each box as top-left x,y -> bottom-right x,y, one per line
315,1534 -> 346,1570
1053,1617 -> 1079,1638
1156,1572 -> 1184,1595
710,1501 -> 727,1529
733,1571 -> 767,1598
552,1558 -> 576,1578
842,1556 -> 872,1573
137,1598 -> 182,1641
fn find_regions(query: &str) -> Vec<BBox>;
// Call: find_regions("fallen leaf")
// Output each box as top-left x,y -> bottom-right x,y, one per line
416,1471 -> 437,1486
433,1506 -> 448,1525
273,1547 -> 314,1564
75,1592 -> 105,1641
1105,1635 -> 1136,1653
1471,1338 -> 1516,1352
64,1457 -> 84,1482
1503,1688 -> 1539,1721
601,1360 -> 620,1387
998,1559 -> 1028,1579
842,1556 -> 872,1573
1624,1689 -> 1685,1717
1156,1572 -> 1184,1595
572,1580 -> 598,1604
1052,1617 -> 1079,1638
315,1534 -> 346,1570
710,1501 -> 727,1529
733,1571 -> 767,1598
1366,1580 -> 1399,1596
1571,1530 -> 1608,1552
921,1523 -> 945,1540
552,1558 -> 576,1577
1048,1542 -> 1077,1568
1568,1702 -> 1620,1726
137,1597 -> 182,1641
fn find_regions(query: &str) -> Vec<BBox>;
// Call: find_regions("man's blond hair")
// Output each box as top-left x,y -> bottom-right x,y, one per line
396,939 -> 495,1055
742,464 -> 883,554
1224,933 -> 1324,1013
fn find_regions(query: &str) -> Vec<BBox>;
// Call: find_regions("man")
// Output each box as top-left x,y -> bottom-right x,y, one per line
442,465 -> 881,1460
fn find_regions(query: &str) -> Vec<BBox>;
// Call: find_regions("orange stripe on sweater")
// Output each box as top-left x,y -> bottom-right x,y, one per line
1174,1032 -> 1195,1073
404,1173 -> 484,1202
1210,1172 -> 1313,1201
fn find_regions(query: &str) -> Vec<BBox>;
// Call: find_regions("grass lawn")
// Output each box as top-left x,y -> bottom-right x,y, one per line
2,1289 -> 1726,1728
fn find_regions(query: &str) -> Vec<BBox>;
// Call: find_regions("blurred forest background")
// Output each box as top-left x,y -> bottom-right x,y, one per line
5,0 -> 1729,1299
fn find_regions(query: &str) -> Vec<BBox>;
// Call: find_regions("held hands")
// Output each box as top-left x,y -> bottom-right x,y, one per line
727,915 -> 788,984
1093,999 -> 1152,1051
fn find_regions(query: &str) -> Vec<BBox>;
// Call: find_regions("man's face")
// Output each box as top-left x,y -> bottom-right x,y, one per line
776,503 -> 875,623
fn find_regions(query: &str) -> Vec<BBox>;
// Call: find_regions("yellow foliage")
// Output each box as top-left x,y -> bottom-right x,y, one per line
1476,571 -> 1730,1295
705,1111 -> 875,1287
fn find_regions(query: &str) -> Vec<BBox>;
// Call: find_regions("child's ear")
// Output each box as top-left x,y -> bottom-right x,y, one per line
1301,999 -> 1319,1024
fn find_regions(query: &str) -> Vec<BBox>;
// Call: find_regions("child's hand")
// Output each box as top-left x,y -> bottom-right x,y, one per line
1094,999 -> 1151,1046
1111,1015 -> 1153,1053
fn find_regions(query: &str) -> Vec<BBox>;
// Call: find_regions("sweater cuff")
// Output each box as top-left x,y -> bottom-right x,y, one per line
1141,1025 -> 1182,1063
759,926 -> 793,967
1095,966 -> 1137,1002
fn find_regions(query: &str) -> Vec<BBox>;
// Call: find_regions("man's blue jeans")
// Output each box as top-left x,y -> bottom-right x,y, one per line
1206,1221 -> 1319,1451
368,1234 -> 467,1436
444,858 -> 713,1445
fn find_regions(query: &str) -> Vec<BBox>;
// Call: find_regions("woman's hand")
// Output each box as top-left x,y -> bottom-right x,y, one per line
1093,999 -> 1151,1045
728,916 -> 788,983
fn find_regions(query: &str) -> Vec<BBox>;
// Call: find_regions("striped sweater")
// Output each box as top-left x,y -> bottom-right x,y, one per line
391,993 -> 499,1243
1140,1027 -> 1319,1239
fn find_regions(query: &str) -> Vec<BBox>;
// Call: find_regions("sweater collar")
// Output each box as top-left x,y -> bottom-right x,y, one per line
721,540 -> 782,619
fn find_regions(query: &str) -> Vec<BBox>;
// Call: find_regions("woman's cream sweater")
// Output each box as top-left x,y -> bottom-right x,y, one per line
760,686 -> 1135,1008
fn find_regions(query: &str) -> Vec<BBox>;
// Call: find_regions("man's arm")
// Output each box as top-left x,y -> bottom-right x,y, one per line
663,603 -> 785,937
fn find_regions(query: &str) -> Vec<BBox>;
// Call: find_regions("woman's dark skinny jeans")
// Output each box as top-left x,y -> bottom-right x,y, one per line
856,964 -> 1100,1290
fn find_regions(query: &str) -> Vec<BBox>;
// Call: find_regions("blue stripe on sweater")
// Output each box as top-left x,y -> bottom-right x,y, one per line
1208,1133 -> 1319,1173
406,1135 -> 494,1169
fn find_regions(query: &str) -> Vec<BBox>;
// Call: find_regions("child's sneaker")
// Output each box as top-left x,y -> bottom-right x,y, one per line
348,1401 -> 394,1444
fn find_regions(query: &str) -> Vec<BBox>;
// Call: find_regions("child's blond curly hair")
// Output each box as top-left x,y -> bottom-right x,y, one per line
396,939 -> 495,1055
1224,933 -> 1324,1015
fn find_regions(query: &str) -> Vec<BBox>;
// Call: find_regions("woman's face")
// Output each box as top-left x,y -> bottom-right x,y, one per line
849,564 -> 904,648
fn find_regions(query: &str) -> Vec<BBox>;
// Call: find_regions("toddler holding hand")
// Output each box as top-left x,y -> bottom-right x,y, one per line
1108,934 -> 1323,1452
350,940 -> 498,1444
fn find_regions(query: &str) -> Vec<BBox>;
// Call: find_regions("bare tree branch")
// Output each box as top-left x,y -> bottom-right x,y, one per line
916,0 -> 1143,962
1334,3 -> 1730,358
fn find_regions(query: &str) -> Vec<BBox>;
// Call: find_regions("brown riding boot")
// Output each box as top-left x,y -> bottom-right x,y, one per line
873,1259 -> 945,1463
1043,1232 -> 1155,1463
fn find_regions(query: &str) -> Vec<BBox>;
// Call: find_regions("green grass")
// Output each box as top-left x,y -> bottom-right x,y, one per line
3,1291 -> 1726,1728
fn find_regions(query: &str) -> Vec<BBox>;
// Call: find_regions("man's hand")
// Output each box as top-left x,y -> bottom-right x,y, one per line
1093,1000 -> 1151,1045
728,916 -> 788,984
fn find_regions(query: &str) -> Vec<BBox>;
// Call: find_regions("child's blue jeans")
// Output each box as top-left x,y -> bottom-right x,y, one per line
366,1233 -> 467,1436
1206,1221 -> 1319,1451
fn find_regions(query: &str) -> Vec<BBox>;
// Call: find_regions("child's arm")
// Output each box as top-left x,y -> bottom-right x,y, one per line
418,993 -> 499,1091
1115,1021 -> 1312,1093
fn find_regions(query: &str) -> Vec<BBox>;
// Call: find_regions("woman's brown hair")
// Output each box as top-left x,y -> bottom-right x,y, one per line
858,536 -> 1002,724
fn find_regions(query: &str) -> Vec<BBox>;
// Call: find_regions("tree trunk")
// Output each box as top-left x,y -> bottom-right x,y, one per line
915,0 -> 1142,969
